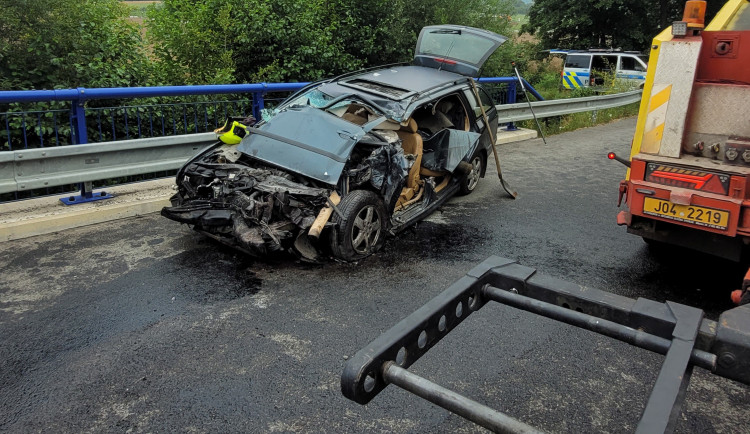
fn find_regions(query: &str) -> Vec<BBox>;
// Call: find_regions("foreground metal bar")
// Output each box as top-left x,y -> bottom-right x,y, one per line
341,256 -> 750,433
481,286 -> 716,370
382,363 -> 542,434
484,286 -> 711,432
635,303 -> 703,434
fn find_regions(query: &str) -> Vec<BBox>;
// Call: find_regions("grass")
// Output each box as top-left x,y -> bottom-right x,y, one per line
514,67 -> 642,136
122,1 -> 160,18
510,14 -> 528,29
517,102 -> 640,137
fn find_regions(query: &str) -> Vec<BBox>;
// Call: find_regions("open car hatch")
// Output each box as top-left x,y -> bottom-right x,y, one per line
413,25 -> 507,77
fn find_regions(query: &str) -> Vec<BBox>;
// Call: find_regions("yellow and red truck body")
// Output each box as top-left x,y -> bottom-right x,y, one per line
618,0 -> 750,261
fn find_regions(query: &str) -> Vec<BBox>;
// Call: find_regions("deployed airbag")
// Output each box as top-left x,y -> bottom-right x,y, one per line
421,129 -> 481,173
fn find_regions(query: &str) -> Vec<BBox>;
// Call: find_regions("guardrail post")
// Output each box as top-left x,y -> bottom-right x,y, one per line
61,88 -> 113,205
504,82 -> 518,131
70,91 -> 88,145
251,84 -> 266,120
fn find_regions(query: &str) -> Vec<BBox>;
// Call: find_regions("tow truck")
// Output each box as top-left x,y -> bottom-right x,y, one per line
609,0 -> 750,303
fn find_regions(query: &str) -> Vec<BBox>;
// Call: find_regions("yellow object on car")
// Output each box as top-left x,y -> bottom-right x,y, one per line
214,116 -> 255,145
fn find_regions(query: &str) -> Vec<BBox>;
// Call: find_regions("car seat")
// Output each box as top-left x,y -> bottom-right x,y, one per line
395,118 -> 424,209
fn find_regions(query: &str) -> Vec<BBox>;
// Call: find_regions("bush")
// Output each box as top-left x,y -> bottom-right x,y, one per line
0,0 -> 152,90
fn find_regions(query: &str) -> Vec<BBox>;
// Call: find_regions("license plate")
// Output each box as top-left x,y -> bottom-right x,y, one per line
642,197 -> 730,230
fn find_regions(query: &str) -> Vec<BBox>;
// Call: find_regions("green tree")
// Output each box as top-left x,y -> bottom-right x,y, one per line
0,0 -> 151,90
227,0 -> 363,82
522,0 -> 723,51
146,0 -> 237,85
148,0 -> 363,84
147,0 -> 518,84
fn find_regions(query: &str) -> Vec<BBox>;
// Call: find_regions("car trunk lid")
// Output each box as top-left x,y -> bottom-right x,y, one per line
413,25 -> 507,77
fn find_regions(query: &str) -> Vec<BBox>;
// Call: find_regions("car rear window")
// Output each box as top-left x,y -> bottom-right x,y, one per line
564,54 -> 590,69
418,31 -> 497,65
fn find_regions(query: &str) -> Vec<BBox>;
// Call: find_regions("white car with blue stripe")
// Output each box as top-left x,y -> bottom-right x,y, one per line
559,50 -> 648,89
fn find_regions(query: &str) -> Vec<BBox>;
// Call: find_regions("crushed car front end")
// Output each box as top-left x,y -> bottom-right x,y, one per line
161,142 -> 334,258
161,103 -> 409,261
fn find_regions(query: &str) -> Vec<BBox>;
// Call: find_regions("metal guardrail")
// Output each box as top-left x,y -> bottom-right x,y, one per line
0,83 -> 307,150
0,77 -> 534,153
0,82 -> 630,201
0,133 -> 214,195
495,89 -> 643,123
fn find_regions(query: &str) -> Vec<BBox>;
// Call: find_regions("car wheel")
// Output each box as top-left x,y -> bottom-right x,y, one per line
459,151 -> 484,195
330,190 -> 387,261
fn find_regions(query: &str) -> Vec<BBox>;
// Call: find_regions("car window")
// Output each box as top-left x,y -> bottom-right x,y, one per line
414,25 -> 507,77
462,88 -> 485,130
262,88 -> 335,122
592,55 -> 618,71
620,56 -> 646,72
464,89 -> 479,116
418,30 -> 498,65
565,54 -> 590,69
285,89 -> 334,109
477,87 -> 494,113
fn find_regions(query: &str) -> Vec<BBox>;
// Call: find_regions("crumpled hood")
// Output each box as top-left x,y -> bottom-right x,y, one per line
237,106 -> 366,185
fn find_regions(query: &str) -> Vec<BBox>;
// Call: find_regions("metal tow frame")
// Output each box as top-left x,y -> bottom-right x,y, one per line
341,256 -> 750,433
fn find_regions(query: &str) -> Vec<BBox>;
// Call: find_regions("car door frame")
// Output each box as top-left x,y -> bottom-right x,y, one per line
461,84 -> 498,161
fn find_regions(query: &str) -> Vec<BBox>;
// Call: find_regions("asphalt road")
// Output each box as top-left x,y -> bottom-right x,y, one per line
1,117 -> 748,433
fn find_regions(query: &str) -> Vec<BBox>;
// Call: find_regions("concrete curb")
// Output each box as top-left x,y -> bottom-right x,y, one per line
0,179 -> 175,242
495,127 -> 538,144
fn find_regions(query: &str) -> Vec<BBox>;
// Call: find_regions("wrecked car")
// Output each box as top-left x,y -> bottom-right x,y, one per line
162,25 -> 506,261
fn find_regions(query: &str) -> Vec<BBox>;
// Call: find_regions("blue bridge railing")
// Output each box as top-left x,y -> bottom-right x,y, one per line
0,77 -> 541,152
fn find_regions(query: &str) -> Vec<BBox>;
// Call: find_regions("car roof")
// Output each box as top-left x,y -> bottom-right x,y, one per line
338,65 -> 469,99
563,50 -> 644,56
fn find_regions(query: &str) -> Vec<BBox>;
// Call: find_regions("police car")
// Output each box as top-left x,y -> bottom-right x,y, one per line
557,49 -> 648,89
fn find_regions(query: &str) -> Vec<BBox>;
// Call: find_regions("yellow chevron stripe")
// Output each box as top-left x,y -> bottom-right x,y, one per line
640,83 -> 672,154
642,123 -> 665,151
627,26 -> 673,178
648,85 -> 672,113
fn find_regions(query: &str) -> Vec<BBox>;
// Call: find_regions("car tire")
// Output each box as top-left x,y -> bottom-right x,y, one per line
330,190 -> 387,261
458,151 -> 484,196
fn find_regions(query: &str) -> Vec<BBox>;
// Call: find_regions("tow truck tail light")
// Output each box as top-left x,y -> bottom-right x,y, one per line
645,163 -> 730,195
